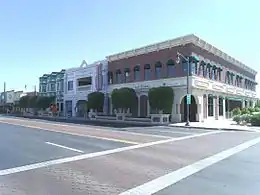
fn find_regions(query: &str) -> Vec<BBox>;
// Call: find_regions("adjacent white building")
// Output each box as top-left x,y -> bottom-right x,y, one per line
63,60 -> 108,117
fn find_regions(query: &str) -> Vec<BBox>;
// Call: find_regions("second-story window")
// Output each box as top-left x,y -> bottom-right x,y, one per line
115,69 -> 122,84
199,61 -> 205,76
133,65 -> 140,81
155,61 -> 162,79
51,83 -> 55,91
144,64 -> 151,80
124,68 -> 130,82
68,81 -> 73,91
108,72 -> 113,84
167,59 -> 175,77
218,67 -> 222,81
206,63 -> 212,79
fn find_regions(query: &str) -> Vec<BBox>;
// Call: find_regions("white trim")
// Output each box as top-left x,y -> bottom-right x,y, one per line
107,34 -> 256,75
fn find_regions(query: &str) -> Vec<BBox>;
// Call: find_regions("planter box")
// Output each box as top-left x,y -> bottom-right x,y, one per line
88,112 -> 97,120
116,113 -> 126,121
150,114 -> 170,124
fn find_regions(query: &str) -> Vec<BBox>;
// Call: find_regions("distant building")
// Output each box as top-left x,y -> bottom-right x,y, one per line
63,60 -> 108,117
39,69 -> 65,112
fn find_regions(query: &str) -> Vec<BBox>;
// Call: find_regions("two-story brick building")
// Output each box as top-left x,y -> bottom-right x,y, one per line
106,34 -> 258,122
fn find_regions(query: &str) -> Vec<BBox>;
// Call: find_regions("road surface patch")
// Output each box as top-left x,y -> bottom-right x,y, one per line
0,131 -> 219,176
119,135 -> 260,194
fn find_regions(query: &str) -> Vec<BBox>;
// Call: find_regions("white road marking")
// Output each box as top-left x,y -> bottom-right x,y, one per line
119,135 -> 260,195
0,131 -> 220,176
45,142 -> 84,153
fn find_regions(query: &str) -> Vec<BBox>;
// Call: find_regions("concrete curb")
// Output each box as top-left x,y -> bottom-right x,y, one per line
168,125 -> 256,132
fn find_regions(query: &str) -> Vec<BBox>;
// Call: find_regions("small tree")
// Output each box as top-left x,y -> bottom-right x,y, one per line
36,96 -> 55,110
148,86 -> 174,114
28,96 -> 38,108
19,95 -> 30,109
88,92 -> 104,112
111,87 -> 137,112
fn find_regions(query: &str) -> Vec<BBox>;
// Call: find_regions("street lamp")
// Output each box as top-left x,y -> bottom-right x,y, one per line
176,52 -> 190,126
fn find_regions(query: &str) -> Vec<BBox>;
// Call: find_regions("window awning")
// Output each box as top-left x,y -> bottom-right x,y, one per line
212,65 -> 217,69
200,61 -> 206,66
155,61 -> 162,67
167,59 -> 175,66
207,63 -> 212,68
144,64 -> 150,69
133,65 -> 140,71
190,55 -> 200,62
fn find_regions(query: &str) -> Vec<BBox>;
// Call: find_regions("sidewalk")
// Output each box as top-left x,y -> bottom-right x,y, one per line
169,119 -> 260,132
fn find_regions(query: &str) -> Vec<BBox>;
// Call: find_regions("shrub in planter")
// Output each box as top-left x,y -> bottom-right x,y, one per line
240,114 -> 251,124
248,107 -> 255,113
241,108 -> 250,115
232,108 -> 241,116
233,115 -> 241,124
255,107 -> 260,112
250,114 -> 260,126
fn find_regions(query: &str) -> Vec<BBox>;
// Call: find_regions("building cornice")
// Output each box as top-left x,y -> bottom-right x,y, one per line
106,34 -> 257,75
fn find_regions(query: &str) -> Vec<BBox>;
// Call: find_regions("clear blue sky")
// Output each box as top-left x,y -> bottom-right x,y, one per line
0,0 -> 259,95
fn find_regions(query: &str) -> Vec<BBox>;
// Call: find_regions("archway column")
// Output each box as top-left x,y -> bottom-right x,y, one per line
137,96 -> 141,117
215,96 -> 219,120
171,89 -> 185,122
196,95 -> 204,122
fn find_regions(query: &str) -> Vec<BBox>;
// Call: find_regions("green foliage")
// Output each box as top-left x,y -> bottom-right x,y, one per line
87,92 -> 104,112
250,113 -> 260,126
241,107 -> 250,115
248,107 -> 255,113
28,96 -> 38,108
233,115 -> 241,124
240,114 -> 252,124
19,95 -> 30,108
148,86 -> 174,114
111,88 -> 137,110
255,107 -> 260,112
232,107 -> 241,116
36,96 -> 55,109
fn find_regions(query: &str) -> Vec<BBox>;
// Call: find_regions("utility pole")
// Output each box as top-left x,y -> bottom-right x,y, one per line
3,82 -> 6,112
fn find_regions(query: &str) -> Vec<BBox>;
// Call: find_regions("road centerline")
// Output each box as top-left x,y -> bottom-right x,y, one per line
45,142 -> 84,153
0,131 -> 220,176
119,135 -> 260,195
0,120 -> 140,145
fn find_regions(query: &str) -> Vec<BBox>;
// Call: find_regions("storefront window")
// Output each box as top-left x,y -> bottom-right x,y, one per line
208,96 -> 214,116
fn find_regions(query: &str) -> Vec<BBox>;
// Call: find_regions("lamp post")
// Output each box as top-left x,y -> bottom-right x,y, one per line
176,52 -> 190,126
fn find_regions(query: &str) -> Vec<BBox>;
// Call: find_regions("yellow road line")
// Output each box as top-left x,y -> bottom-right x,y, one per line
0,121 -> 140,145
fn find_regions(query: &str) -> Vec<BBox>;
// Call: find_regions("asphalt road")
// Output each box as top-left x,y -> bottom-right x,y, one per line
0,117 -> 260,194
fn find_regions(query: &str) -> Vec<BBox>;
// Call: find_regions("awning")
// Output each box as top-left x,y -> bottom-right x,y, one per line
155,61 -> 162,67
225,97 -> 243,101
212,65 -> 217,69
133,65 -> 140,71
144,64 -> 150,69
207,63 -> 212,68
167,59 -> 175,66
191,55 -> 200,62
200,61 -> 206,66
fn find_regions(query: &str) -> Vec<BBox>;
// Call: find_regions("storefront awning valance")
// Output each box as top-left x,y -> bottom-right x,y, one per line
225,96 -> 243,101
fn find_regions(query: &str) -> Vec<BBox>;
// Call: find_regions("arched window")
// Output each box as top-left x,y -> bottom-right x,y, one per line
166,59 -> 175,77
133,65 -> 140,81
155,61 -> 162,79
144,64 -> 151,81
115,69 -> 121,84
124,68 -> 130,82
108,71 -> 113,84
199,61 -> 206,76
